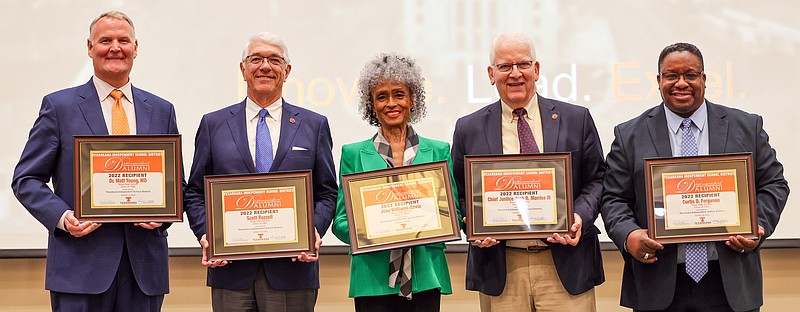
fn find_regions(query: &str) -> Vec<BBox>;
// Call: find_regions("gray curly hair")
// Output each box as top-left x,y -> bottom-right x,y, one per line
357,52 -> 427,127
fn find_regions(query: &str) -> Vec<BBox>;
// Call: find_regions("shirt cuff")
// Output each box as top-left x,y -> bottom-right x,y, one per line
56,210 -> 70,232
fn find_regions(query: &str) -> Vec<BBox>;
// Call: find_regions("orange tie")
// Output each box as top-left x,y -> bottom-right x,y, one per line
110,90 -> 130,135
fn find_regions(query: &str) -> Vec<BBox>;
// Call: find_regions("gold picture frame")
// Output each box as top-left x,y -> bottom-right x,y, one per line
464,153 -> 574,240
73,135 -> 183,222
205,171 -> 316,261
341,161 -> 461,255
645,153 -> 757,243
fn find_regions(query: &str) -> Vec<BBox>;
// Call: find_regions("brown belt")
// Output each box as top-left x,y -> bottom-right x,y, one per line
506,245 -> 550,253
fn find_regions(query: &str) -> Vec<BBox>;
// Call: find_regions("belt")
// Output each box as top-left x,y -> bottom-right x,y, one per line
506,245 -> 550,253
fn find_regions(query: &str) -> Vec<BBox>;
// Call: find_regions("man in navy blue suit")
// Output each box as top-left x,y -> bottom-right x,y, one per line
451,32 -> 606,311
184,32 -> 337,312
12,11 -> 178,312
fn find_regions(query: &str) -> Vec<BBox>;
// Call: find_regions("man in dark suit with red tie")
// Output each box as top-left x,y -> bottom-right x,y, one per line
12,11 -> 178,311
184,32 -> 337,312
451,32 -> 606,311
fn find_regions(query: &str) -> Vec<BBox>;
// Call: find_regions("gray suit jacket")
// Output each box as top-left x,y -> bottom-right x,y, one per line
601,101 -> 789,311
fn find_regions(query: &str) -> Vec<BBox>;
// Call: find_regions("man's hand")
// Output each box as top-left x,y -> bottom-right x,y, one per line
133,222 -> 163,230
471,237 -> 500,248
200,234 -> 230,268
547,213 -> 582,246
726,225 -> 764,254
464,217 -> 501,248
626,229 -> 664,263
64,210 -> 101,237
294,229 -> 322,262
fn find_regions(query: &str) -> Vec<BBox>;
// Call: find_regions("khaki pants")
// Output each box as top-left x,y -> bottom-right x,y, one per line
479,248 -> 596,312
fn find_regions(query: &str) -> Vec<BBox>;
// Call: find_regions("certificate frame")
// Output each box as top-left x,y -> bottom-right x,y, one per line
205,171 -> 316,261
341,161 -> 461,255
73,135 -> 183,222
645,153 -> 757,244
464,153 -> 574,240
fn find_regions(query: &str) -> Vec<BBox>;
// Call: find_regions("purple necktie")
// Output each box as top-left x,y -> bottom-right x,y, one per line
513,108 -> 540,154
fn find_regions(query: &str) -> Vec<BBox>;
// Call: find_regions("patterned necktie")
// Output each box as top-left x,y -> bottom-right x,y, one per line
513,108 -> 540,153
681,118 -> 707,283
110,90 -> 129,135
255,109 -> 273,173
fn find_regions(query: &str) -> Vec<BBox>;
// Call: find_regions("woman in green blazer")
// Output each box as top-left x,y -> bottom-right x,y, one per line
332,53 -> 460,312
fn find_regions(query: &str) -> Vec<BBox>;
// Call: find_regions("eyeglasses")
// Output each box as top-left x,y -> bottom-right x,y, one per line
494,61 -> 534,72
244,54 -> 285,67
659,71 -> 703,83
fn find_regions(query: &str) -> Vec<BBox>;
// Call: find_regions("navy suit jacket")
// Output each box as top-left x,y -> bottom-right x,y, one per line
451,95 -> 606,296
601,101 -> 789,311
11,79 -> 178,295
184,99 -> 337,290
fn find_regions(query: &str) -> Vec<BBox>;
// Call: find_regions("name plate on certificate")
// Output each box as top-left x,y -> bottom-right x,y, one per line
465,153 -> 573,240
73,135 -> 183,222
342,161 -> 461,255
205,171 -> 315,260
645,153 -> 757,243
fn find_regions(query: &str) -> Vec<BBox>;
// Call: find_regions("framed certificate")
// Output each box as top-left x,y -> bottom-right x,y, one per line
341,161 -> 461,255
464,153 -> 574,240
645,153 -> 757,244
205,171 -> 316,261
73,135 -> 183,222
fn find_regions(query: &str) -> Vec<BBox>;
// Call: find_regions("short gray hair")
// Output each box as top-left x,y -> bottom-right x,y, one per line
357,53 -> 427,127
489,32 -> 536,65
89,11 -> 135,39
242,32 -> 291,65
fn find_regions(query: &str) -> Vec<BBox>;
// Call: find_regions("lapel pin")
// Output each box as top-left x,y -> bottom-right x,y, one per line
551,113 -> 558,120
289,118 -> 296,124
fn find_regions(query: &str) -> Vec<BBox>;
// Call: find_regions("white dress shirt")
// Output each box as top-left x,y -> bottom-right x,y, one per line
246,97 -> 282,165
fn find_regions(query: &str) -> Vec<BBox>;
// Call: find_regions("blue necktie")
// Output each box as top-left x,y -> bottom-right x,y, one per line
681,118 -> 707,283
256,109 -> 273,173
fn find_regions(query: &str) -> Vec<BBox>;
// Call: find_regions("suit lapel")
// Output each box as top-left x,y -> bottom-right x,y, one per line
132,86 -> 152,134
412,139 -> 434,165
538,95 -> 559,153
76,80 -> 108,135
359,141 -> 388,171
485,101 -> 503,154
646,104 -> 674,157
272,100 -> 300,169
706,102 -> 729,154
226,100 -> 256,173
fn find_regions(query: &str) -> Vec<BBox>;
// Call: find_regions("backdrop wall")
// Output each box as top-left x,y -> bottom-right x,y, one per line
1,0 -> 797,250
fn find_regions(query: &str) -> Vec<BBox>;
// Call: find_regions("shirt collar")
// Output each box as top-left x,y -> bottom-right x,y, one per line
93,76 -> 133,103
664,100 -> 707,134
247,97 -> 283,121
501,93 -> 539,122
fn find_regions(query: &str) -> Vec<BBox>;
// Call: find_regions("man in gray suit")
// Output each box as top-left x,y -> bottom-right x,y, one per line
601,42 -> 789,311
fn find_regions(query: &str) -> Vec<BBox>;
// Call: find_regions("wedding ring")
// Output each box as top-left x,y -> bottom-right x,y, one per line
740,249 -> 745,253
643,252 -> 650,260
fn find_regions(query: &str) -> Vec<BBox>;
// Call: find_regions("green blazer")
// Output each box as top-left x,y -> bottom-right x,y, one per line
332,136 -> 461,298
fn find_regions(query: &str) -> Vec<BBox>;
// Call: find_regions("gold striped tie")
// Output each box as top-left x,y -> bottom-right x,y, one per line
110,90 -> 130,135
